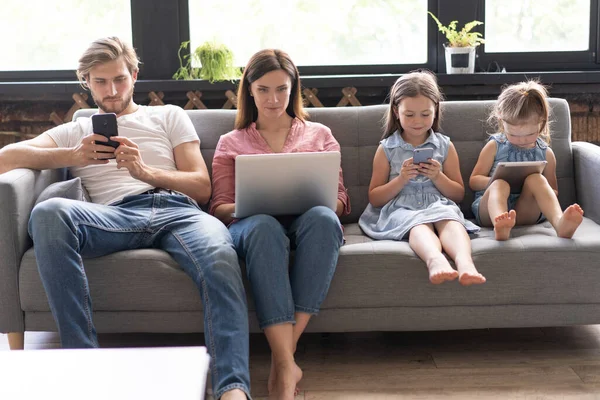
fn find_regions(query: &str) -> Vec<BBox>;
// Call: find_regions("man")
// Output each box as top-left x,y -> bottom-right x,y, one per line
0,37 -> 250,400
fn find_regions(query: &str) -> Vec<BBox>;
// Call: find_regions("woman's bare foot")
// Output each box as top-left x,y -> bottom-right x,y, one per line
556,204 -> 584,239
268,355 -> 276,395
493,210 -> 516,241
427,256 -> 458,284
268,355 -> 300,396
221,388 -> 247,400
269,360 -> 303,400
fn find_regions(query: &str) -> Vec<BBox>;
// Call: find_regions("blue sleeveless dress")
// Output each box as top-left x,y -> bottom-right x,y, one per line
359,130 -> 480,240
471,133 -> 548,224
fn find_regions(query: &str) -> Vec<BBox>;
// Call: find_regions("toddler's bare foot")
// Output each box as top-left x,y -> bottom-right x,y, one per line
269,360 -> 303,400
556,204 -> 584,239
427,257 -> 458,284
493,210 -> 516,241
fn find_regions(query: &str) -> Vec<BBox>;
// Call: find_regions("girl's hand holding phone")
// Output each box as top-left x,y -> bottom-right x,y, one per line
399,158 -> 420,182
417,158 -> 442,180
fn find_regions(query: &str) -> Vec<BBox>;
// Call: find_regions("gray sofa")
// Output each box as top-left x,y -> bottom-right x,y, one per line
2,98 -> 600,339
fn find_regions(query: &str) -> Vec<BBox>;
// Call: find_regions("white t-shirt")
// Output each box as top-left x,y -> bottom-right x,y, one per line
46,105 -> 200,205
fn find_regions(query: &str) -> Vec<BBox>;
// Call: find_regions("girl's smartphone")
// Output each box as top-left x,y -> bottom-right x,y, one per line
413,147 -> 434,164
91,113 -> 120,149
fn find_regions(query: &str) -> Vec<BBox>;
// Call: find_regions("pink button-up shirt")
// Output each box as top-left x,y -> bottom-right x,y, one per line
210,118 -> 351,217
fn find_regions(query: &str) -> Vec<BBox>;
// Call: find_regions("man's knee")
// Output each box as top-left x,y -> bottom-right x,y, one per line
29,198 -> 73,238
202,243 -> 245,290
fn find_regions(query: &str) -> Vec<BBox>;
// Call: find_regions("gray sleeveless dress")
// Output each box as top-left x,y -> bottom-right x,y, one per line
471,133 -> 548,224
359,130 -> 480,240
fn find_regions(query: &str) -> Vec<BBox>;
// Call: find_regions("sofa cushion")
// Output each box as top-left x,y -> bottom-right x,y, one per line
333,218 -> 600,308
34,177 -> 91,206
20,249 -> 204,312
19,217 -> 600,313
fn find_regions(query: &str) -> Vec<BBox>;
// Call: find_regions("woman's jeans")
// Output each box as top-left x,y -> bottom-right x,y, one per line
228,206 -> 344,329
28,193 -> 251,400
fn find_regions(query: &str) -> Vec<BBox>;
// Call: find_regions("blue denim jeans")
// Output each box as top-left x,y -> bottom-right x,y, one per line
228,206 -> 343,329
28,193 -> 251,400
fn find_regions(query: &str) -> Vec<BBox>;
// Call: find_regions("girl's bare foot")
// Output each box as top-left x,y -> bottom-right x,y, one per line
269,360 -> 303,400
456,257 -> 486,286
459,271 -> 487,286
493,210 -> 516,241
556,204 -> 584,239
427,256 -> 458,284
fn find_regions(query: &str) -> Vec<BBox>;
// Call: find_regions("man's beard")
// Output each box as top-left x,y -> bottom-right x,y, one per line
93,88 -> 134,115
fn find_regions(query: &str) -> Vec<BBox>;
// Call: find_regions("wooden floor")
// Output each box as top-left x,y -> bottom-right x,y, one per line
4,326 -> 600,399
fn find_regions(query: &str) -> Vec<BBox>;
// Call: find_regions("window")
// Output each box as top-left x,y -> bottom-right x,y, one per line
476,0 -> 597,71
188,0 -> 429,72
484,0 -> 590,53
1,0 -> 599,81
0,0 -> 132,71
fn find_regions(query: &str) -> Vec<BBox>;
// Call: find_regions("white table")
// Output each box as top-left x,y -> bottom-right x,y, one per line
0,346 -> 210,400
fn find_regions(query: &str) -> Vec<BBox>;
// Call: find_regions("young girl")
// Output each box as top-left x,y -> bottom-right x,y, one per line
469,81 -> 584,241
359,71 -> 485,286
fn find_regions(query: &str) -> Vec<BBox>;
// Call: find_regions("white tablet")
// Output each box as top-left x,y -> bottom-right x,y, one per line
487,161 -> 548,192
233,151 -> 340,219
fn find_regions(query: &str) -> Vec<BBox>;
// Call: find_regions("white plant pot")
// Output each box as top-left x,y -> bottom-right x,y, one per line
444,45 -> 476,74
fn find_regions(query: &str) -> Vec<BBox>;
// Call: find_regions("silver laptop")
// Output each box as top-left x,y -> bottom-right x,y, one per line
234,151 -> 340,218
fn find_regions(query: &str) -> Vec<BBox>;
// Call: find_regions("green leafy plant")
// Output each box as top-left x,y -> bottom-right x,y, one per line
173,41 -> 198,80
172,41 -> 242,83
428,12 -> 485,47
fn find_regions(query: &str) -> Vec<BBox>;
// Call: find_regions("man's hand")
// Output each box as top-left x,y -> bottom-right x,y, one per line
112,136 -> 151,181
71,134 -> 116,167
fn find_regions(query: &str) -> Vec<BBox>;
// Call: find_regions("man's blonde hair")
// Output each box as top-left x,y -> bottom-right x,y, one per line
76,37 -> 140,87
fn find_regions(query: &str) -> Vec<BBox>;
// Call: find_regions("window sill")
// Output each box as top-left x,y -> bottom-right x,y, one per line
1,71 -> 600,101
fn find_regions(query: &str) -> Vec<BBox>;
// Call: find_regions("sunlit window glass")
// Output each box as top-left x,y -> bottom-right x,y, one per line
484,0 -> 590,53
189,0 -> 428,68
0,0 -> 132,71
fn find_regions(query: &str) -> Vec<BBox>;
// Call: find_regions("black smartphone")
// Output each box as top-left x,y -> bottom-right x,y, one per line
91,113 -> 120,149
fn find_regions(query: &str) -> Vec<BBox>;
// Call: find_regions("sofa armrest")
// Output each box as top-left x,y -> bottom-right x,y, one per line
0,168 -> 65,333
573,141 -> 600,225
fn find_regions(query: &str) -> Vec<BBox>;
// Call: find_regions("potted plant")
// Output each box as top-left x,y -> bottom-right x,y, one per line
173,41 -> 242,83
428,12 -> 484,74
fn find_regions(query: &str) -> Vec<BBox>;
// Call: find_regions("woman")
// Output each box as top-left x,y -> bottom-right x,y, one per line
210,49 -> 350,400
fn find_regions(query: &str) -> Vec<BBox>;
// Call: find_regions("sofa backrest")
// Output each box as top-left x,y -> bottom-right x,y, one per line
74,98 -> 575,223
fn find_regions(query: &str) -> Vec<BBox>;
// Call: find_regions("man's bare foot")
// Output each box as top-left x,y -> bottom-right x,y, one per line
427,257 -> 458,284
221,388 -> 247,400
269,355 -> 300,396
269,360 -> 302,400
493,210 -> 516,241
556,204 -> 584,239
